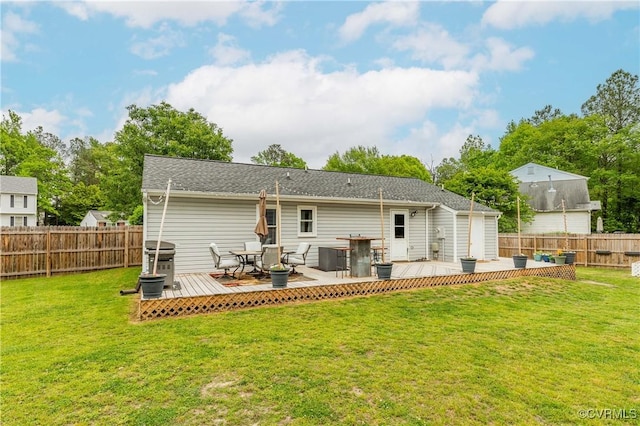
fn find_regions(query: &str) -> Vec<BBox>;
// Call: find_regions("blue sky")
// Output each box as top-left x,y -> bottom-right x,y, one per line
2,1 -> 639,168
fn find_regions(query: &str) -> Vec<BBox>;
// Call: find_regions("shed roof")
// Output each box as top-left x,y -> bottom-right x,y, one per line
142,155 -> 498,213
518,179 -> 597,211
0,176 -> 37,194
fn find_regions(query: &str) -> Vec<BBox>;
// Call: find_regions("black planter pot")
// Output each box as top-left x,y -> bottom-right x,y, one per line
460,258 -> 477,273
376,263 -> 393,279
140,273 -> 166,299
564,251 -> 576,265
270,269 -> 290,288
512,254 -> 528,269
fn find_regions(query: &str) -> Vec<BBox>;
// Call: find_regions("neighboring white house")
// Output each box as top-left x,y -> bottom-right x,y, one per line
0,176 -> 38,227
80,210 -> 128,227
510,162 -> 601,234
142,155 -> 502,274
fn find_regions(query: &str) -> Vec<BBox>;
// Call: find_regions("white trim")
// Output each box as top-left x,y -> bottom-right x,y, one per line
297,205 -> 317,237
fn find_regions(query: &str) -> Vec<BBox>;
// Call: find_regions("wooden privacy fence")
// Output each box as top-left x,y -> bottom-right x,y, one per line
499,233 -> 640,268
1,226 -> 143,279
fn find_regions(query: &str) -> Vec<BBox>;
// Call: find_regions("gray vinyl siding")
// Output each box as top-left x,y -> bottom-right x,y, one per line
145,195 -> 432,274
484,216 -> 498,259
431,209 -> 455,263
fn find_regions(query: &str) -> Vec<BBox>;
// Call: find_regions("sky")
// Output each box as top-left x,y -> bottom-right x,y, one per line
1,1 -> 639,169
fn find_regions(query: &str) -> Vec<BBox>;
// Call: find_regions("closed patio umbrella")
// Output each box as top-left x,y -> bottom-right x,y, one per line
254,189 -> 269,243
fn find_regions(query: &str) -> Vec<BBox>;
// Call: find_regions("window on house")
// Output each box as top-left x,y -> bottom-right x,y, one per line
23,196 -> 28,208
298,206 -> 316,237
265,208 -> 278,244
10,216 -> 14,226
23,216 -> 27,226
10,195 -> 14,208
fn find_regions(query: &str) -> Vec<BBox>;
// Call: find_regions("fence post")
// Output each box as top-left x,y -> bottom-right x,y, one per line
46,227 -> 51,277
124,227 -> 129,268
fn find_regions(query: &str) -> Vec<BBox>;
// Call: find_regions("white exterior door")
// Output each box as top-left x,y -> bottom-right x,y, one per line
390,210 -> 409,261
469,216 -> 485,259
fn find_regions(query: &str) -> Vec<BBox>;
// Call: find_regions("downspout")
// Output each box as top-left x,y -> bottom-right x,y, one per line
142,191 -> 148,273
425,205 -> 437,260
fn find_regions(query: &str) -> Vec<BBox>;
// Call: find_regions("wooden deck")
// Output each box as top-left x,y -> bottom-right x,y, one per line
137,258 -> 575,321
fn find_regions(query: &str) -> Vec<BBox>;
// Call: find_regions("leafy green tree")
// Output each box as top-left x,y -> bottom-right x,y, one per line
324,146 -> 432,182
581,69 -> 640,133
1,111 -> 70,224
251,144 -> 307,168
108,102 -> 234,216
445,167 -> 533,232
128,205 -> 144,225
57,183 -> 106,225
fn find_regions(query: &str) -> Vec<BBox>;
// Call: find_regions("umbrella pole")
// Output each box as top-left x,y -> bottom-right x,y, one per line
467,192 -> 475,258
379,188 -> 385,263
276,180 -> 282,267
153,179 -> 172,275
517,196 -> 521,254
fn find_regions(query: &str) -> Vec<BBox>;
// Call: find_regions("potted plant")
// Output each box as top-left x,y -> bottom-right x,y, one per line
563,251 -> 576,265
376,188 -> 393,279
270,264 -> 290,288
533,251 -> 543,262
141,179 -> 171,299
460,192 -> 477,273
541,253 -> 550,262
512,196 -> 528,269
554,250 -> 567,265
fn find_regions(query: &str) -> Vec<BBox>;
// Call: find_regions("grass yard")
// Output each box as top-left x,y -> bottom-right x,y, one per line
1,267 -> 639,425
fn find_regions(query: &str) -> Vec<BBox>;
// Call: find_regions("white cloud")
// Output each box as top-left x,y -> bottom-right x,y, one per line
162,50 -> 479,168
470,37 -> 534,72
56,0 -> 280,29
129,23 -> 185,59
1,11 -> 39,62
209,33 -> 251,66
339,1 -> 419,42
482,0 -> 640,30
392,23 -> 469,69
12,108 -> 66,135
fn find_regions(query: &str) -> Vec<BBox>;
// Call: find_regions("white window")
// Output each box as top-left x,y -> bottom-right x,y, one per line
10,195 -> 14,208
10,216 -> 26,226
23,195 -> 28,208
297,206 -> 316,237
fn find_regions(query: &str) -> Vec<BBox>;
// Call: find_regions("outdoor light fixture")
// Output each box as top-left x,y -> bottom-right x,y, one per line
547,175 -> 556,193
410,210 -> 417,217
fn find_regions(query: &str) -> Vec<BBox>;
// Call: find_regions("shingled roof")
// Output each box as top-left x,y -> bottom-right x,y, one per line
519,179 -> 599,212
142,155 -> 498,213
0,175 -> 37,194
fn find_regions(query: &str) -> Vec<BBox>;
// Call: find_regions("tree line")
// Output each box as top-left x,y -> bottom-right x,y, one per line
1,69 -> 638,232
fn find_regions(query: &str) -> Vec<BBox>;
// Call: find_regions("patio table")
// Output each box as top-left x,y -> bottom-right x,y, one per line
336,236 -> 380,277
230,250 -> 262,274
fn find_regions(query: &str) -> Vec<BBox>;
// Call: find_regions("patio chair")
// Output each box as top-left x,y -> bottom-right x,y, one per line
282,242 -> 311,274
243,241 -> 262,273
255,245 -> 282,275
209,243 -> 241,278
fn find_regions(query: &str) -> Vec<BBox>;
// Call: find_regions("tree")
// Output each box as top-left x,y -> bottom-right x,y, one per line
57,183 -> 106,225
445,167 -> 533,232
524,105 -> 565,126
251,144 -> 307,168
109,102 -> 234,216
581,69 -> 640,133
1,111 -> 70,224
323,146 -> 432,182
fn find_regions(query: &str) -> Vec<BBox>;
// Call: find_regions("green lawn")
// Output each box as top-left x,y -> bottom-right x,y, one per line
1,267 -> 638,425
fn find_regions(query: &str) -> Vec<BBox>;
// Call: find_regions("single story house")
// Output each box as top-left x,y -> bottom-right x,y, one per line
510,162 -> 600,234
142,155 -> 501,274
0,175 -> 38,227
80,210 -> 128,227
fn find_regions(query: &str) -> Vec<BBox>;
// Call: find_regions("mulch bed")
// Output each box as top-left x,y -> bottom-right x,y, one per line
210,272 -> 315,287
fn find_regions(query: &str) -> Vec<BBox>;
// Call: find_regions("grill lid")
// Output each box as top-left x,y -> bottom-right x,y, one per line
145,240 -> 175,250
